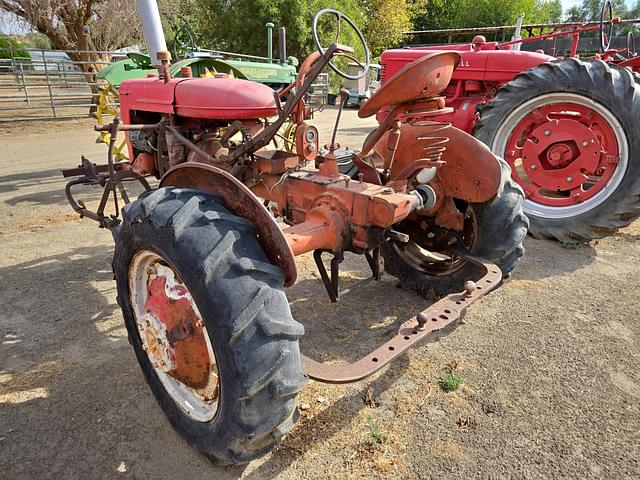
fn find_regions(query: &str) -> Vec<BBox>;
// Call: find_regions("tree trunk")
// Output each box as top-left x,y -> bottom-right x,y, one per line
65,50 -> 111,114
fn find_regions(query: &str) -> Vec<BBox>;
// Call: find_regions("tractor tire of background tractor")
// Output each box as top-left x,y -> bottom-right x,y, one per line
382,159 -> 528,297
474,58 -> 640,243
113,187 -> 307,465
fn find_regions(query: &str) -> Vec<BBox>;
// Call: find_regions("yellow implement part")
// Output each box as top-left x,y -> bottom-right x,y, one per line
95,84 -> 129,161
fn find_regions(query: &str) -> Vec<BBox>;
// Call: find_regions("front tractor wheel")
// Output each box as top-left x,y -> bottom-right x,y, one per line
383,159 -> 528,296
113,188 -> 307,465
474,58 -> 640,242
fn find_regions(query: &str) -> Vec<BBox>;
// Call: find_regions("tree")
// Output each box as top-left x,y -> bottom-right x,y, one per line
361,0 -> 413,56
566,5 -> 584,22
413,0 -> 561,31
0,0 -> 141,109
532,0 -> 563,23
192,0 -> 364,61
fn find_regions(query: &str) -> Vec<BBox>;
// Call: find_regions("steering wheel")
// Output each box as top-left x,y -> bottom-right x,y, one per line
628,32 -> 637,58
172,23 -> 197,60
312,9 -> 371,81
600,0 -> 614,52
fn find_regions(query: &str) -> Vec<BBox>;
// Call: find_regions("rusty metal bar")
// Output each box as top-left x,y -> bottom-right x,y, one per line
301,255 -> 502,383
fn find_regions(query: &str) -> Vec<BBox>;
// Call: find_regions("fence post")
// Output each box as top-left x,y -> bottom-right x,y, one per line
10,47 -> 19,85
19,62 -> 30,105
42,50 -> 57,118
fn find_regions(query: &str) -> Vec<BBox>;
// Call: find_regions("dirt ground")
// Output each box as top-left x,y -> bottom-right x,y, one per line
1,109 -> 639,479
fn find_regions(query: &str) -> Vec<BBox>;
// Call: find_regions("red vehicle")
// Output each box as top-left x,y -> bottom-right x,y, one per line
378,1 -> 640,242
64,6 -> 527,464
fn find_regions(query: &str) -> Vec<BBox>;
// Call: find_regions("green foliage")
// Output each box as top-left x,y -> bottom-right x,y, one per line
565,0 -> 628,22
440,370 -> 463,392
21,33 -> 52,50
413,0 -> 564,32
365,415 -> 386,446
533,0 -> 563,23
361,0 -> 413,56
0,36 -> 29,59
193,0 -> 364,61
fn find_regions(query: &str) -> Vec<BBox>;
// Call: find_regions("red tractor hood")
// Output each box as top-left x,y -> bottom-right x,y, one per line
119,76 -> 278,120
381,47 -> 554,84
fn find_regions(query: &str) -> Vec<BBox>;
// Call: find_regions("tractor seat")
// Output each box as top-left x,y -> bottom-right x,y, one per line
358,51 -> 460,118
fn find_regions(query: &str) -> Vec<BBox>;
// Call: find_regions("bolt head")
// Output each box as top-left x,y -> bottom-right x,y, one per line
464,280 -> 476,295
566,176 -> 573,182
582,140 -> 590,147
544,130 -> 551,136
530,164 -> 537,170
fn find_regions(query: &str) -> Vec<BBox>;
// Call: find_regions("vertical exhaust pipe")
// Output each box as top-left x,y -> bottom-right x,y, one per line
279,27 -> 287,64
135,0 -> 171,75
512,14 -> 525,51
266,22 -> 275,63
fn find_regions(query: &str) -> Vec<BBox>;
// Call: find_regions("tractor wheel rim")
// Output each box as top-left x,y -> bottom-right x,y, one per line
492,93 -> 628,219
392,206 -> 477,276
129,250 -> 219,422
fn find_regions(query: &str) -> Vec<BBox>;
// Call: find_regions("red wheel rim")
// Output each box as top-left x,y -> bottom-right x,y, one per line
503,101 -> 622,208
129,250 -> 219,422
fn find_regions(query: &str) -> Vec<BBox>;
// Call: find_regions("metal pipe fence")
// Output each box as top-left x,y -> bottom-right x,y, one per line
0,48 -> 127,122
0,47 -> 328,122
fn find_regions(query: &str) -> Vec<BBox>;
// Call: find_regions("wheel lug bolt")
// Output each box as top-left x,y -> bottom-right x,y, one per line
544,130 -> 551,136
582,140 -> 590,147
530,164 -> 537,170
427,232 -> 435,239
566,176 -> 573,182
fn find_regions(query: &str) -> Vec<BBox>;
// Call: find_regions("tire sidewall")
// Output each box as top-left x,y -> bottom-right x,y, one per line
114,221 -> 246,454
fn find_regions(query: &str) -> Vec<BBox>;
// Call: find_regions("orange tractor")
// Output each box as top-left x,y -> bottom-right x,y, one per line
63,4 -> 527,464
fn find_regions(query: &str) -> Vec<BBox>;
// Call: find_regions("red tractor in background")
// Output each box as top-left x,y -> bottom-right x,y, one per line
378,0 -> 640,242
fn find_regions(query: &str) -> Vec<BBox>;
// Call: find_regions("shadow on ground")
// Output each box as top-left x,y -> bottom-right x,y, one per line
512,236 -> 597,281
0,244 -> 418,479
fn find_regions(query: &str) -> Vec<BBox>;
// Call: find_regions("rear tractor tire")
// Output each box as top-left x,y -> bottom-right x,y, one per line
113,187 -> 307,465
382,159 -> 528,297
474,58 -> 640,243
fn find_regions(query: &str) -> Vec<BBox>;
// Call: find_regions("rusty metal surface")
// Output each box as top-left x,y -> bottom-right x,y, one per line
301,255 -> 502,383
159,163 -> 297,287
358,52 -> 460,118
272,170 -> 419,251
143,272 -> 212,389
377,124 -> 502,204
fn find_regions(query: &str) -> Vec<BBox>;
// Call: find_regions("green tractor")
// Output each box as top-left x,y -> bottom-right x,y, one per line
96,23 -> 299,158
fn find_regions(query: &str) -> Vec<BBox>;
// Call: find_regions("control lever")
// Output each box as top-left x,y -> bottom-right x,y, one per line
329,88 -> 350,153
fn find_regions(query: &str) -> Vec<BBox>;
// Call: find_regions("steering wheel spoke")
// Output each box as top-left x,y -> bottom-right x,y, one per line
600,0 -> 614,52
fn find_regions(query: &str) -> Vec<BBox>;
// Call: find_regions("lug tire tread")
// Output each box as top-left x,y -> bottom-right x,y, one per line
474,58 -> 640,242
113,187 -> 306,465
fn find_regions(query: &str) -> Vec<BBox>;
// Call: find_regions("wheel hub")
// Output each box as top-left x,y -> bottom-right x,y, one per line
496,97 -> 627,217
545,142 -> 576,169
129,251 -> 219,421
142,264 -> 214,390
518,118 -> 602,196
